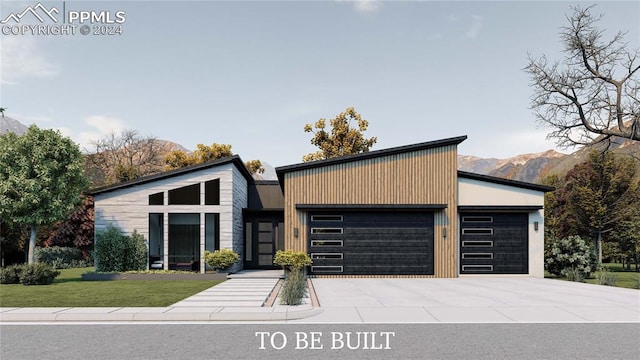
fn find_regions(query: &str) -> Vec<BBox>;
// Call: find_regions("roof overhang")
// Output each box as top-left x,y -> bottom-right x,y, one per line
458,205 -> 543,212
295,204 -> 448,211
458,171 -> 554,192
87,155 -> 253,196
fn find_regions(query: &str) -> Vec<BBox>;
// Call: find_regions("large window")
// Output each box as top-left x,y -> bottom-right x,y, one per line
168,213 -> 200,270
205,179 -> 220,205
149,192 -> 164,205
205,213 -> 219,253
168,183 -> 200,205
149,213 -> 164,260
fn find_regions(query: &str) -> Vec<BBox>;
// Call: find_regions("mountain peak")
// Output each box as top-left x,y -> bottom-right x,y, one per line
0,116 -> 28,135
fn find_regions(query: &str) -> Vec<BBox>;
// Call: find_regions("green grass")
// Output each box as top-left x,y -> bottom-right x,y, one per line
0,267 -> 223,307
584,263 -> 640,289
545,263 -> 640,290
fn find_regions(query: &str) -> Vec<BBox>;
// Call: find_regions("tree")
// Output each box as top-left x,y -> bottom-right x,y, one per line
525,5 -> 639,148
164,143 -> 264,175
544,150 -> 640,264
0,107 -> 6,118
245,159 -> 265,175
303,107 -> 377,161
0,125 -> 88,263
86,129 -> 164,186
42,196 -> 95,257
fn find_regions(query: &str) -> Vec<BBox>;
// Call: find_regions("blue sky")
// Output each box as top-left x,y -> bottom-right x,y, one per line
1,0 -> 638,166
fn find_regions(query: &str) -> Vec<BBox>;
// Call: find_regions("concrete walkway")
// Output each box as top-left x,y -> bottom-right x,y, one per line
172,278 -> 279,307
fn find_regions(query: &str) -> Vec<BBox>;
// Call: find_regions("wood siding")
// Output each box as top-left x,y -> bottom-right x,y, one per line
283,145 -> 459,278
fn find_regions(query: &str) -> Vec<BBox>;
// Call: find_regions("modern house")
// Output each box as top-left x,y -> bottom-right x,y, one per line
89,135 -> 552,278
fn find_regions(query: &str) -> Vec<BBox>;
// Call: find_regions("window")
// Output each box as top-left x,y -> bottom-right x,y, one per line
311,215 -> 343,222
148,213 -> 164,258
311,253 -> 343,259
462,228 -> 494,235
462,265 -> 493,272
462,240 -> 494,247
462,253 -> 493,259
149,192 -> 164,205
462,216 -> 493,223
205,213 -> 219,253
311,266 -> 343,273
205,179 -> 220,205
311,228 -> 343,234
168,183 -> 200,205
311,240 -> 343,247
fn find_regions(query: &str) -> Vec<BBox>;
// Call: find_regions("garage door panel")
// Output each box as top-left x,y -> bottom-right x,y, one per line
460,213 -> 528,275
309,211 -> 434,275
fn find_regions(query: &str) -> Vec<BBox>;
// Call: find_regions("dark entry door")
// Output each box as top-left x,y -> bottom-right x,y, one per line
244,215 -> 284,269
308,211 -> 434,275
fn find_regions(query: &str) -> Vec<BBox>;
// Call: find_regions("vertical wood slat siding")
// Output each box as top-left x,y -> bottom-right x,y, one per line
284,145 -> 458,278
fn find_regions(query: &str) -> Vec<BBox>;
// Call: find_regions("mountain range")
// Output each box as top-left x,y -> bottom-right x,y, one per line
2,117 -> 637,183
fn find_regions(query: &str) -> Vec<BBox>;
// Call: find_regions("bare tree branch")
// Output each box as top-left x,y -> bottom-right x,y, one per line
525,5 -> 640,148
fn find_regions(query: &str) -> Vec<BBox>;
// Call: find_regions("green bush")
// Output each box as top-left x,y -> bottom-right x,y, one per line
35,246 -> 89,269
596,267 -> 617,286
19,263 -> 60,285
273,250 -> 312,269
279,268 -> 307,305
94,225 -> 148,272
563,267 -> 585,282
546,235 -> 597,279
0,264 -> 23,284
204,249 -> 239,270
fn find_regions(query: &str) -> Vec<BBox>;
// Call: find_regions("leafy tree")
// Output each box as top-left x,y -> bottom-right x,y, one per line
244,159 -> 265,175
525,5 -> 639,148
42,196 -> 94,257
86,129 -> 164,186
0,107 -> 6,118
544,151 -> 639,263
0,125 -> 88,264
164,143 -> 264,175
303,107 -> 377,162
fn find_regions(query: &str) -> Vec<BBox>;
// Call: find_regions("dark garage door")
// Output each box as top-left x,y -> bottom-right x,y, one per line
460,213 -> 528,274
308,212 -> 434,275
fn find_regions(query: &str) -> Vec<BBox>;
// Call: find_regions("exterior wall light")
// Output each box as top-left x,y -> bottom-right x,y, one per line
534,221 -> 539,231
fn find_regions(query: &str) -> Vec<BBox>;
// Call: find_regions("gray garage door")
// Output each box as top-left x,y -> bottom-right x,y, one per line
308,212 -> 434,275
460,213 -> 528,274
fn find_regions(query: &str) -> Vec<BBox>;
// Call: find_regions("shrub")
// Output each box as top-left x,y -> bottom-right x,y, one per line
19,263 -> 60,285
0,264 -> 23,284
35,246 -> 85,269
204,249 -> 239,270
273,250 -> 312,270
94,225 -> 148,272
563,267 -> 585,282
279,268 -> 307,305
546,235 -> 597,278
595,267 -> 617,286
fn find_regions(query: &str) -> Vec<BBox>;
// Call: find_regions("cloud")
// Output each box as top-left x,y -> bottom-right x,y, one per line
464,15 -> 484,39
354,1 -> 381,14
0,36 -> 60,84
73,115 -> 125,150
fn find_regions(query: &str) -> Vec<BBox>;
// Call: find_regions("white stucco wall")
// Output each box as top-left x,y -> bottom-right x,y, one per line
458,177 -> 546,278
93,162 -> 247,273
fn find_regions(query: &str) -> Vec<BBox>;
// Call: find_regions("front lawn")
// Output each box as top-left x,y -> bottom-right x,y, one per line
0,267 -> 223,307
545,263 -> 640,290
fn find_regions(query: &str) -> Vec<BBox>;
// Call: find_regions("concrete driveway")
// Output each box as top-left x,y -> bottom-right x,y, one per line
305,277 -> 640,323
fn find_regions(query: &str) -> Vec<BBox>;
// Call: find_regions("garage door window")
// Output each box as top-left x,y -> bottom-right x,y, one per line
461,228 -> 493,235
311,228 -> 343,234
311,215 -> 343,222
311,240 -> 343,247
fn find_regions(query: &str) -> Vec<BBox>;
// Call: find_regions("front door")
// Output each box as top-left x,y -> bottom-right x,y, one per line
244,215 -> 284,269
